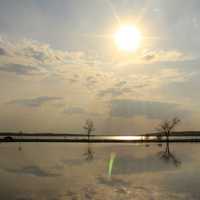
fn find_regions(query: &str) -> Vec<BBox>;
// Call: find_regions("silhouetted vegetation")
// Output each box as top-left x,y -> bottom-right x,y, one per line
158,142 -> 181,167
83,143 -> 94,161
156,117 -> 180,141
157,117 -> 181,167
83,119 -> 95,140
83,119 -> 95,161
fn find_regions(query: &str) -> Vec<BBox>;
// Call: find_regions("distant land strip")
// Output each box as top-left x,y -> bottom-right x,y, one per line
1,131 -> 200,136
1,131 -> 200,143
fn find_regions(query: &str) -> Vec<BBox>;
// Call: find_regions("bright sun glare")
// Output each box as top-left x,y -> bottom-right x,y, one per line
114,25 -> 141,52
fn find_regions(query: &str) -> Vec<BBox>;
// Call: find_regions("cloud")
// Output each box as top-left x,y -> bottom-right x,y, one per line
85,76 -> 98,88
0,36 -> 190,88
0,36 -> 94,66
63,106 -> 86,115
95,68 -> 188,101
0,63 -> 40,75
5,166 -> 60,177
98,80 -> 132,98
0,47 -> 7,56
98,87 -> 132,98
111,99 -> 186,119
0,36 -> 195,132
8,96 -> 62,107
18,39 -> 72,64
115,81 -> 127,87
63,106 -> 102,117
68,77 -> 79,84
142,50 -> 192,63
0,36 -> 91,79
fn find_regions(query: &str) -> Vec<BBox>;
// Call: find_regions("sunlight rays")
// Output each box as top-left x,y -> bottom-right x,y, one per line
114,25 -> 141,52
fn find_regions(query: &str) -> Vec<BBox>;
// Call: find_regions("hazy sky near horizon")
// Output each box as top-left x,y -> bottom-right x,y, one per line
1,0 -> 200,133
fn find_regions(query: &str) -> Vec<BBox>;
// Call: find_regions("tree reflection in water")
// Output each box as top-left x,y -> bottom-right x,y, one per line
83,119 -> 95,161
83,143 -> 94,161
156,117 -> 181,167
158,142 -> 181,167
18,131 -> 23,151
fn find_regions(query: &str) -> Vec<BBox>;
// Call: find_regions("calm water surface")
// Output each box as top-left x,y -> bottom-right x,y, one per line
0,142 -> 199,199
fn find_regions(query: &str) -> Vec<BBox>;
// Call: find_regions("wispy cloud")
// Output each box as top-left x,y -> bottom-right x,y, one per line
0,63 -> 40,75
0,47 -> 7,56
0,36 -> 196,132
63,106 -> 102,117
111,99 -> 188,120
8,96 -> 62,108
63,106 -> 86,115
141,50 -> 192,63
98,87 -> 132,97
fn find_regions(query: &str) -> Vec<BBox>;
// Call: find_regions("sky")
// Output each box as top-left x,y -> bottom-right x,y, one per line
1,0 -> 200,134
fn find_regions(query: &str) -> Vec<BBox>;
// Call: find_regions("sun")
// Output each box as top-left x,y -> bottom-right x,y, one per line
114,25 -> 141,52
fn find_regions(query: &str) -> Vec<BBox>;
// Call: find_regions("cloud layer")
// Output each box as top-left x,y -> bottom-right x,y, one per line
111,99 -> 186,120
0,35 -> 197,133
8,96 -> 62,108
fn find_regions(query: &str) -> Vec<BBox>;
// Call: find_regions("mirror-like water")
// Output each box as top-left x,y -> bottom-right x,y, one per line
0,143 -> 199,200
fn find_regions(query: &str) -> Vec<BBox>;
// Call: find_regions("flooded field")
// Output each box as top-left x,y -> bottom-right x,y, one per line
0,142 -> 200,199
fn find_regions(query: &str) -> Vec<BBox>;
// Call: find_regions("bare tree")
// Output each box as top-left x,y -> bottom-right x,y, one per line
83,119 -> 95,161
157,117 -> 180,141
83,119 -> 95,140
157,117 -> 181,167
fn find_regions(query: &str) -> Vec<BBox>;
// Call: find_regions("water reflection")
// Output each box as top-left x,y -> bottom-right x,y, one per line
83,143 -> 94,161
158,142 -> 181,167
0,142 -> 199,199
107,141 -> 182,179
18,131 -> 23,151
156,117 -> 181,167
83,119 -> 95,161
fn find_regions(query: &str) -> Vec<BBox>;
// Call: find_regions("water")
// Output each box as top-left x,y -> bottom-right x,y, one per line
0,142 -> 199,199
